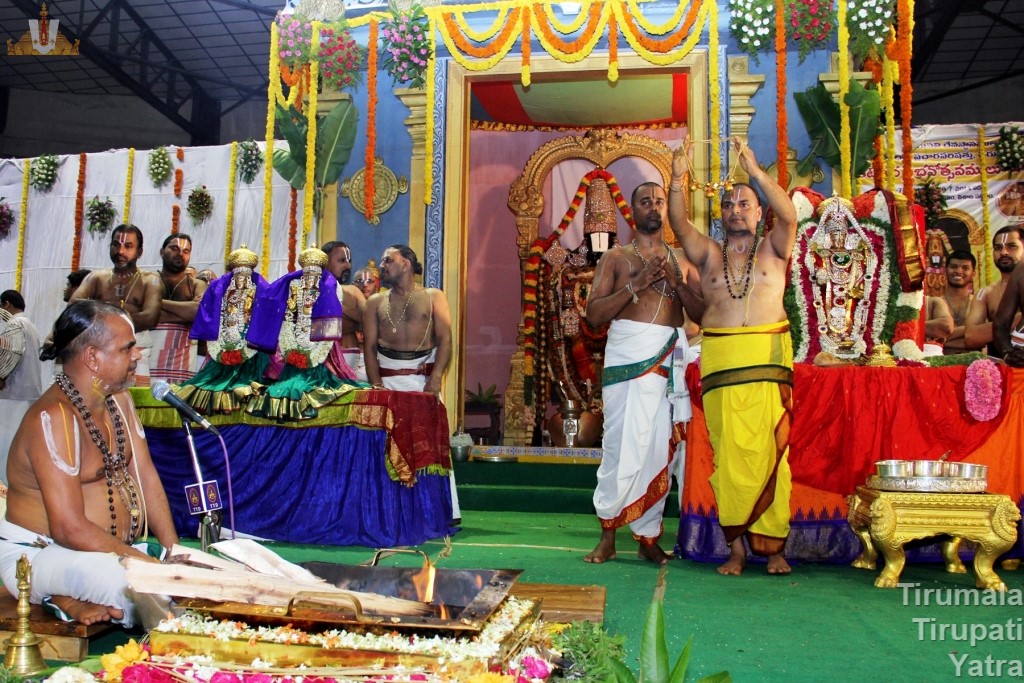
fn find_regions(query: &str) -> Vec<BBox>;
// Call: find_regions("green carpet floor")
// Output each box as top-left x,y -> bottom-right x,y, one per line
89,509 -> 1024,682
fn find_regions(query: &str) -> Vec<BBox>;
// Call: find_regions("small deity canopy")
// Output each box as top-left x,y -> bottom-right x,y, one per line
227,245 -> 258,271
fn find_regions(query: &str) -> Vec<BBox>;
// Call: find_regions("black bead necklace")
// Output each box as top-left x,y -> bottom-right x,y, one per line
55,373 -> 141,543
722,234 -> 760,300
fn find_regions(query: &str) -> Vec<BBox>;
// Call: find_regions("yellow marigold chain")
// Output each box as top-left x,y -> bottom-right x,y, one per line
16,159 -> 29,291
882,54 -> 896,191
424,13 -> 437,205
453,6 -> 514,42
978,126 -> 993,284
122,147 -> 135,223
302,20 -> 321,247
708,0 -> 720,210
434,7 -> 522,71
530,2 -> 607,62
538,0 -> 594,35
262,20 -> 279,277
225,141 -> 237,265
624,0 -> 690,36
613,0 -> 708,66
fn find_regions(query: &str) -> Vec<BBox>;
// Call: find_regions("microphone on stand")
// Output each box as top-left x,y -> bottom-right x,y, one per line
152,380 -> 221,436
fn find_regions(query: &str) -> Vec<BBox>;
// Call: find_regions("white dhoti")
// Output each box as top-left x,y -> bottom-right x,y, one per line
341,348 -> 368,383
133,330 -> 153,387
594,319 -> 685,541
150,322 -> 198,384
377,349 -> 460,520
0,518 -> 155,628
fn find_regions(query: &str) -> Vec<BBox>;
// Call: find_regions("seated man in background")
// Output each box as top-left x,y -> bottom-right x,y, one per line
0,301 -> 179,627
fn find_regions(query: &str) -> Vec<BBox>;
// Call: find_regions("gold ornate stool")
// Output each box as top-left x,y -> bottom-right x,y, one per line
847,486 -> 1020,591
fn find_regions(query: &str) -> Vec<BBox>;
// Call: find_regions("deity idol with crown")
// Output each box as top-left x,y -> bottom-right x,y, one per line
245,245 -> 366,420
806,195 -> 879,358
175,245 -> 271,414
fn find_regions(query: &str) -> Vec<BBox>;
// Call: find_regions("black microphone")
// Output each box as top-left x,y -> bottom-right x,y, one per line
152,380 -> 221,436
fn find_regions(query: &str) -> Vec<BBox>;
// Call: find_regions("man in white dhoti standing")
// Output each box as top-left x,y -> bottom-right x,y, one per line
363,245 -> 460,522
583,181 -> 703,564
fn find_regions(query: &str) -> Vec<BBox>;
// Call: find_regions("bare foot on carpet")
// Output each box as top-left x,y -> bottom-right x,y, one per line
637,542 -> 671,565
50,596 -> 123,625
766,553 -> 792,575
583,529 -> 617,563
717,539 -> 747,576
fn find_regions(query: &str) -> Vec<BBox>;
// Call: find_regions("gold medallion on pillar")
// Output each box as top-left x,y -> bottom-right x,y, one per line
340,157 -> 409,225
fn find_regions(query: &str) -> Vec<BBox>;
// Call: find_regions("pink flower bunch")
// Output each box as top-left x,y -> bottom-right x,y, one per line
0,198 -> 14,239
319,24 -> 366,91
277,14 -> 314,68
787,0 -> 836,62
508,655 -> 553,683
964,358 -> 1003,422
380,4 -> 430,88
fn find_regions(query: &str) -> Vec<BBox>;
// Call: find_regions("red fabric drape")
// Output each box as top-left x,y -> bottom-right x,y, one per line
787,364 -> 1012,494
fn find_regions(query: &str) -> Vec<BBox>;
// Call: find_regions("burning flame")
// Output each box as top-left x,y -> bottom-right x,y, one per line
411,563 -> 436,604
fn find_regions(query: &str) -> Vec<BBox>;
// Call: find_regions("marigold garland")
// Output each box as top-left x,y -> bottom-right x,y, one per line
450,6 -> 513,42
978,126 -> 993,284
625,0 -> 690,35
123,147 -> 135,223
172,205 -> 180,234
288,187 -> 299,272
16,159 -> 30,291
226,141 -> 238,265
882,51 -> 897,190
774,0 -> 788,190
614,0 -> 709,66
262,20 -> 279,277
897,0 -> 914,201
708,0 -> 721,195
174,168 -> 183,198
177,147 -> 185,163
424,13 -> 437,205
441,8 -> 521,60
607,10 -> 617,83
614,0 -> 701,54
531,3 -> 604,61
837,0 -> 852,197
72,152 -> 86,271
521,8 -> 531,86
302,21 -> 320,247
365,18 -> 379,221
539,0 -> 592,35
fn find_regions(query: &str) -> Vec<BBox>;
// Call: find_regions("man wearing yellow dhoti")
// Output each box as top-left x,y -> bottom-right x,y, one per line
669,137 -> 798,575
583,182 -> 703,565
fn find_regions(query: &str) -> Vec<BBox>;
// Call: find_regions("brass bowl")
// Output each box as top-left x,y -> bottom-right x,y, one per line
876,460 -> 914,478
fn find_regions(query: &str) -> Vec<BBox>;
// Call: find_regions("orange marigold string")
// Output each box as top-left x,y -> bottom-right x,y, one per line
72,152 -> 86,271
532,2 -> 603,55
171,205 -> 180,234
174,168 -> 183,198
521,7 -> 531,86
364,18 -> 379,221
615,0 -> 700,53
774,0 -> 788,190
897,0 -> 914,201
288,187 -> 298,271
607,9 -> 618,82
176,147 -> 184,162
442,8 -> 521,59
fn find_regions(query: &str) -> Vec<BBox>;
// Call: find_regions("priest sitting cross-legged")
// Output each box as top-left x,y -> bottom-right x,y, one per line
0,300 -> 179,627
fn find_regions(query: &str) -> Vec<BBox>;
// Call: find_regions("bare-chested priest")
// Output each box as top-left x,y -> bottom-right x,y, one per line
71,224 -> 161,386
323,241 -> 368,381
668,137 -> 798,576
0,300 -> 179,627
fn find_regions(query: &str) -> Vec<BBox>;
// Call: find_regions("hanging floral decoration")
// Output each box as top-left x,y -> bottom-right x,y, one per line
172,205 -> 181,234
288,187 -> 298,272
277,14 -> 315,68
148,146 -> 172,187
320,23 -> 366,91
788,0 -> 836,62
896,0 -> 914,201
86,196 -> 117,235
915,178 -> 947,230
845,0 -> 896,62
226,141 -> 238,266
262,19 -> 280,278
0,198 -> 13,240
729,0 -> 774,61
237,139 -> 263,184
964,358 -> 1003,422
380,2 -> 430,88
72,153 -> 86,270
187,186 -> 214,224
123,147 -> 135,223
994,125 -> 1024,174
774,0 -> 788,189
16,160 -> 29,291
29,154 -> 59,192
364,18 -> 379,221
978,126 -> 993,284
177,147 -> 185,163
174,168 -> 184,197
837,0 -> 852,197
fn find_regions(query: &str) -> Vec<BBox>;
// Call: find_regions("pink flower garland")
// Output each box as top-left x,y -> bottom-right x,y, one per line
964,358 -> 1002,422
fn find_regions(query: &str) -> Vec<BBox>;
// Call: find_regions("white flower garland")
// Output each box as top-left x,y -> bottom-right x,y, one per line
728,0 -> 774,59
279,270 -> 332,367
207,268 -> 258,363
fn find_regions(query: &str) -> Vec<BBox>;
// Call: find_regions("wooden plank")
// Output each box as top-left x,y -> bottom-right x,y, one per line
0,593 -> 110,638
0,629 -> 88,662
510,582 -> 605,624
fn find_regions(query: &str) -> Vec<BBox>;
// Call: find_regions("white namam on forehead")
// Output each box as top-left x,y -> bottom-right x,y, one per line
40,410 -> 81,476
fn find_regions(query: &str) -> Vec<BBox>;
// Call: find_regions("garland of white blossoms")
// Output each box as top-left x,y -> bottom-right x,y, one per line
728,0 -> 773,60
845,0 -> 896,61
994,125 -> 1024,174
29,154 -> 59,192
206,269 -> 258,364
280,272 -> 332,368
148,146 -> 173,187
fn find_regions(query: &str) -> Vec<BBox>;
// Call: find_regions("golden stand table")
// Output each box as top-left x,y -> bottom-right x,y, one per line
847,486 -> 1020,591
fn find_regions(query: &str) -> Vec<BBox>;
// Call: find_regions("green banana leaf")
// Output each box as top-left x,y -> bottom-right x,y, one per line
794,80 -> 881,179
640,583 -> 670,683
315,98 -> 359,188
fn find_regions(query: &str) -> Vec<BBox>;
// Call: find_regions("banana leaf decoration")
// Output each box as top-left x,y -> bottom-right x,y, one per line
794,80 -> 882,181
272,99 -> 359,219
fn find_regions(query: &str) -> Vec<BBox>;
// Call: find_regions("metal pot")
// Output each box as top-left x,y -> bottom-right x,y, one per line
450,444 -> 472,462
912,460 -> 950,477
947,462 -> 988,480
876,460 -> 914,478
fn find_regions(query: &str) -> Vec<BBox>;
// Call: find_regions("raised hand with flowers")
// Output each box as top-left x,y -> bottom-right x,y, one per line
380,1 -> 430,88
